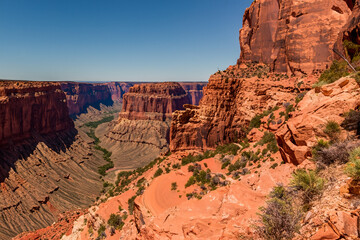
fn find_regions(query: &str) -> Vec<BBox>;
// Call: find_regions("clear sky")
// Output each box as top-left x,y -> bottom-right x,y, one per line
0,0 -> 253,82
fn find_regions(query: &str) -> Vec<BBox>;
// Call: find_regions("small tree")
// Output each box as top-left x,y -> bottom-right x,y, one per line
171,182 -> 178,191
256,185 -> 302,240
345,147 -> 360,180
290,169 -> 324,202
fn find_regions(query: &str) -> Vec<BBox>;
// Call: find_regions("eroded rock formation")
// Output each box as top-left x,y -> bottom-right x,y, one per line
276,77 -> 360,165
170,65 -> 316,151
119,82 -> 190,121
239,0 -> 352,74
178,82 -> 207,105
0,81 -> 74,146
60,82 -> 135,117
0,81 -> 104,239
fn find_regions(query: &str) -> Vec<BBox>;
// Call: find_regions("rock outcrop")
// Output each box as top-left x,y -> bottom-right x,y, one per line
239,0 -> 352,74
99,82 -> 191,170
0,81 -> 104,239
170,64 -> 316,151
0,81 -> 74,146
178,82 -> 207,105
60,82 -> 135,117
119,82 -> 190,121
276,76 -> 360,165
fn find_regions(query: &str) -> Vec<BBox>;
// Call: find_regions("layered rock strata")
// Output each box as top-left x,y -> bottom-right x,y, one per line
0,81 -> 74,146
170,64 -> 316,151
100,82 -> 190,170
178,82 -> 207,105
119,82 -> 190,121
239,0 -> 352,74
0,81 -> 104,239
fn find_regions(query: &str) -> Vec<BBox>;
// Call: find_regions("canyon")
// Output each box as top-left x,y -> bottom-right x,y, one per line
98,82 -> 193,171
7,0 -> 360,239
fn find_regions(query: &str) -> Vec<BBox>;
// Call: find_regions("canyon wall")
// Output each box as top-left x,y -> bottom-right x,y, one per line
100,82 -> 191,170
170,0 -> 359,152
0,81 -> 104,239
0,81 -> 74,146
60,82 -> 135,117
119,82 -> 190,121
239,0 -> 352,74
178,82 -> 207,105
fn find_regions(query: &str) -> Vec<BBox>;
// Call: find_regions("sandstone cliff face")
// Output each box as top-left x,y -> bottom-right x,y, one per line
60,82 -> 114,117
334,1 -> 360,60
178,82 -> 207,105
239,0 -> 352,74
170,65 -> 315,151
0,81 -> 74,146
119,82 -> 190,121
0,81 -> 104,239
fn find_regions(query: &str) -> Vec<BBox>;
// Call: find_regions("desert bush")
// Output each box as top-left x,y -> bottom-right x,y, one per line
324,120 -> 341,141
314,140 -> 357,167
171,182 -> 177,191
248,106 -> 279,131
153,168 -> 163,178
314,60 -> 349,87
256,185 -> 302,240
128,196 -> 137,215
290,169 -> 324,202
342,110 -> 360,133
345,147 -> 360,180
107,213 -> 124,229
215,143 -> 240,155
185,176 -> 195,188
255,131 -> 279,153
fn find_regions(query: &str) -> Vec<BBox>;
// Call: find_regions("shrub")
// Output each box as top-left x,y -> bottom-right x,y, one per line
256,185 -> 302,240
290,169 -> 324,202
324,120 -> 341,141
107,214 -> 124,229
128,196 -> 136,215
255,131 -> 279,153
153,168 -> 163,178
315,60 -> 349,87
345,147 -> 360,180
248,106 -> 279,131
171,182 -> 177,191
314,140 -> 356,167
185,176 -> 195,188
97,224 -> 106,236
215,143 -> 240,155
341,110 -> 360,132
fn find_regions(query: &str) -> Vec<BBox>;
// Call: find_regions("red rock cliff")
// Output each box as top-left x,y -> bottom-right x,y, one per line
119,82 -> 190,121
178,82 -> 207,105
0,81 -> 74,146
239,0 -> 352,74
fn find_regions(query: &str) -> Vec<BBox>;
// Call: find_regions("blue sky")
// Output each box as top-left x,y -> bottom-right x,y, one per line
0,0 -> 253,82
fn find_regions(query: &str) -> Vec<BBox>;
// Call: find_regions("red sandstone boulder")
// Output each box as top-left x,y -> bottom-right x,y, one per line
276,77 -> 360,165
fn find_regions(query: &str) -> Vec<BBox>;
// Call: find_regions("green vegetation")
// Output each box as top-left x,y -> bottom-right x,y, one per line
85,116 -> 115,176
153,168 -> 163,178
171,182 -> 178,191
84,115 -> 114,128
97,224 -> 106,236
128,195 -> 137,215
249,106 -> 279,131
345,147 -> 360,180
254,131 -> 278,153
323,120 -> 341,141
107,213 -> 124,230
256,185 -> 302,240
344,40 -> 360,63
290,169 -> 324,202
314,60 -> 349,87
